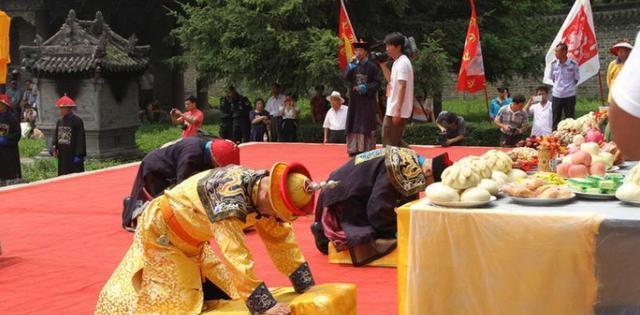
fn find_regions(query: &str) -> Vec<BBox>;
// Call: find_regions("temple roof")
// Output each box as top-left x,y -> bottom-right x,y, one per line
20,10 -> 150,76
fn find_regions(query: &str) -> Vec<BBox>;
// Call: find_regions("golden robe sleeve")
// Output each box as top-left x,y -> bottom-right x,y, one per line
211,218 -> 278,314
254,216 -> 315,293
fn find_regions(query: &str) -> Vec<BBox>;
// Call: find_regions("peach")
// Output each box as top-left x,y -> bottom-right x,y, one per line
556,163 -> 572,178
590,162 -> 607,176
571,151 -> 592,166
568,164 -> 590,178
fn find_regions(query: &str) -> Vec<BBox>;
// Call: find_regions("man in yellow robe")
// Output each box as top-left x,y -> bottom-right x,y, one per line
96,162 -> 324,315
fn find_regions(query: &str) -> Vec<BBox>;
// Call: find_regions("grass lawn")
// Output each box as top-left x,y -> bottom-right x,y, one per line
15,97 -> 601,184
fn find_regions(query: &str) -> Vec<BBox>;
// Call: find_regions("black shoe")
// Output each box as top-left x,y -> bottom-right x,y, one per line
310,222 -> 329,255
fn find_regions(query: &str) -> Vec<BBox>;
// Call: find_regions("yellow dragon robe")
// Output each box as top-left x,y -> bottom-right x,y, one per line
95,166 -> 314,314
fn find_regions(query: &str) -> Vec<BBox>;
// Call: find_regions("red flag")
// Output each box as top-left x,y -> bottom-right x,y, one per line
338,0 -> 357,70
543,0 -> 599,86
456,0 -> 486,93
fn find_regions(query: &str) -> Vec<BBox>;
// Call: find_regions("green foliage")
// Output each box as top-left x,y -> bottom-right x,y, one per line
19,138 -> 46,158
21,159 -> 58,182
412,37 -> 451,97
170,0 -> 341,96
135,123 -> 221,154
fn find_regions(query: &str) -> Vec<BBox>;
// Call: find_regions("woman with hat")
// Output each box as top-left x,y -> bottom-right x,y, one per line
97,162 -> 329,315
323,91 -> 348,144
605,39 -> 633,141
607,39 -> 633,104
0,94 -> 21,186
345,39 -> 381,156
311,146 -> 451,266
121,137 -> 240,231
50,95 -> 86,176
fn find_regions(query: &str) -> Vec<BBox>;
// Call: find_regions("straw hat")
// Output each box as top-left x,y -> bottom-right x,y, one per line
610,40 -> 633,56
326,91 -> 345,104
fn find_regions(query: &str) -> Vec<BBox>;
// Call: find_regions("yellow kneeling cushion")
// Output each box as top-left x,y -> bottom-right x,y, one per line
203,283 -> 357,315
328,242 -> 397,268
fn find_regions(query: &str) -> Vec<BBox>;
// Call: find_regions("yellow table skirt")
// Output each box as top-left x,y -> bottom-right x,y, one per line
203,283 -> 357,315
398,199 -> 603,315
328,242 -> 397,268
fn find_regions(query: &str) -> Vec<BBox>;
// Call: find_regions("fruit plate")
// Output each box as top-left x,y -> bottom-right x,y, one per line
572,190 -> 617,200
429,196 -> 497,208
509,193 -> 576,205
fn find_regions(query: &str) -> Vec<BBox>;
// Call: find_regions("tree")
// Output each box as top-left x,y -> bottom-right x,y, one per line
170,0 -> 341,97
170,0 -> 565,97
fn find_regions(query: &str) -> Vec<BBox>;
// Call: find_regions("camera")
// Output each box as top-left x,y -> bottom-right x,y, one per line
370,36 -> 418,63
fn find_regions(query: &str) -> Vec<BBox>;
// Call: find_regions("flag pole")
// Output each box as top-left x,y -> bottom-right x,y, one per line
597,70 -> 606,107
483,85 -> 491,123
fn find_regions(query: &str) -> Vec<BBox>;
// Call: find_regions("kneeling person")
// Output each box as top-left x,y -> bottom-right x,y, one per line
312,147 -> 451,266
98,163 -> 324,315
122,137 -> 239,231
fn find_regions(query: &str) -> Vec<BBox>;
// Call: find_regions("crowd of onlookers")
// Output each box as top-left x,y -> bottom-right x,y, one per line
2,76 -> 42,139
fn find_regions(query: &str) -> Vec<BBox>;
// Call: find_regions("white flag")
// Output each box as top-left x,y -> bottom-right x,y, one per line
543,0 -> 599,86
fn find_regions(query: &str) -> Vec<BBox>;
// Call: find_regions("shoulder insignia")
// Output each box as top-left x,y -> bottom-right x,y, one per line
197,166 -> 263,223
384,146 -> 427,196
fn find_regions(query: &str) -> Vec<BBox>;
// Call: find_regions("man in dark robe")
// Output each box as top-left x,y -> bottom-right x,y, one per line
311,146 -> 451,266
345,40 -> 381,156
220,86 -> 252,143
51,95 -> 86,176
0,94 -> 21,186
121,137 -> 239,231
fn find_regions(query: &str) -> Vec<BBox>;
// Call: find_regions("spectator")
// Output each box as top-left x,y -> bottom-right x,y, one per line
379,33 -> 413,147
346,39 -> 381,155
607,40 -> 632,103
605,39 -> 632,141
323,91 -> 348,144
250,98 -> 271,142
0,94 -> 21,186
436,111 -> 466,146
5,80 -> 22,121
219,86 -> 252,143
547,42 -> 579,130
171,96 -> 203,138
489,87 -> 512,119
21,79 -> 38,110
495,94 -> 529,147
278,95 -> 300,142
265,83 -> 285,142
51,95 -> 86,176
310,85 -> 329,124
412,94 -> 435,122
525,86 -> 553,137
21,103 -> 37,138
610,32 -> 640,159
139,67 -> 155,122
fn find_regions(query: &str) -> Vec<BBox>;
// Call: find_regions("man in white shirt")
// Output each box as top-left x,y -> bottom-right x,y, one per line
265,82 -> 285,142
524,86 -> 553,137
323,91 -> 348,144
610,31 -> 640,159
379,32 -> 413,147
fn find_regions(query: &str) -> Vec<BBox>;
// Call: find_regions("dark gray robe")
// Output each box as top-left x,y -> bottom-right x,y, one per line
53,113 -> 86,176
121,136 -> 213,229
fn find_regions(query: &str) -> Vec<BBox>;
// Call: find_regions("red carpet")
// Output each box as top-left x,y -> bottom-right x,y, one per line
0,143 -> 497,315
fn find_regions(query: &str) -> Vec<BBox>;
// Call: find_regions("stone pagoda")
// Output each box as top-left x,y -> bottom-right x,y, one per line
20,9 -> 149,159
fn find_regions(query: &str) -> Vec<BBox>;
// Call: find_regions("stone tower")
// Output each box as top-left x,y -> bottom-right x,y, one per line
20,9 -> 149,159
